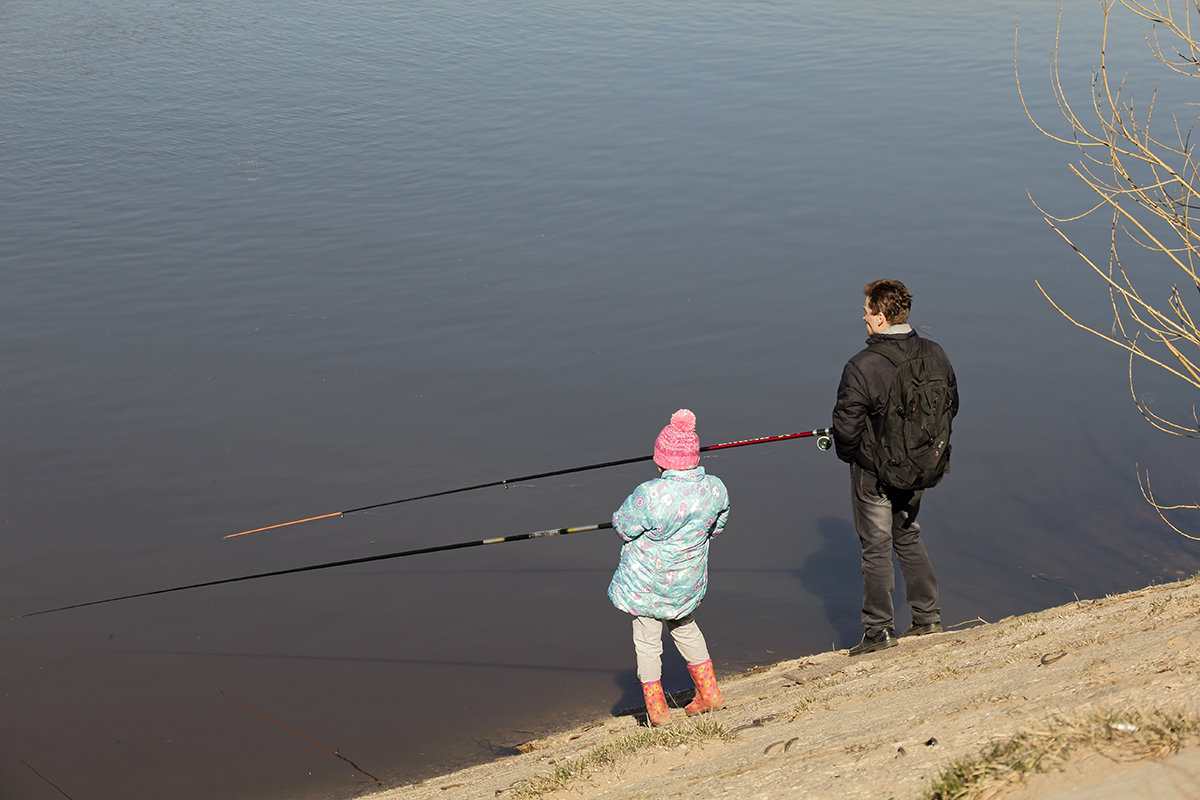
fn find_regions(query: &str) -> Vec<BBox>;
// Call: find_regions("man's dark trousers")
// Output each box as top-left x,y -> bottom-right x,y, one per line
850,462 -> 940,633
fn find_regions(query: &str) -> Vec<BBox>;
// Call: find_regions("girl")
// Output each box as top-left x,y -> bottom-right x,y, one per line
608,409 -> 730,725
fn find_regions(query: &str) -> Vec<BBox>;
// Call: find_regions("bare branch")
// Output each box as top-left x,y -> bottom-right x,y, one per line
1139,468 -> 1200,540
1020,0 -> 1200,538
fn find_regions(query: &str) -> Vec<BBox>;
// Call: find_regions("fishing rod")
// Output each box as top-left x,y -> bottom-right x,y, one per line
22,522 -> 613,619
225,427 -> 834,539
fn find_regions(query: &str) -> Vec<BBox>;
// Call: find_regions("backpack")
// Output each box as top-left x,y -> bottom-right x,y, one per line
865,338 -> 954,491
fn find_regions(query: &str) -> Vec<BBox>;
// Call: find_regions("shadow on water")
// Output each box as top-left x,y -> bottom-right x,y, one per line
796,516 -> 869,648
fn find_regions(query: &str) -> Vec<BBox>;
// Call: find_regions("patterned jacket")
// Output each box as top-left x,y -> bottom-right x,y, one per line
607,466 -> 730,620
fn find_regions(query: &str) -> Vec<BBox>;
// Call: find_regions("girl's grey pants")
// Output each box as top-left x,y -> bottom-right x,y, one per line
632,613 -> 711,683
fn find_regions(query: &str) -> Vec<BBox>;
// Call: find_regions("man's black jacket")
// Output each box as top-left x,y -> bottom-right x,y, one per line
832,328 -> 959,474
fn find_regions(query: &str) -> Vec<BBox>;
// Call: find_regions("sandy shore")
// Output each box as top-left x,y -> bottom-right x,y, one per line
362,574 -> 1200,800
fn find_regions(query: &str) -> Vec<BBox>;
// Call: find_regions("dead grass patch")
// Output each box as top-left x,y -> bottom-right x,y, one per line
922,708 -> 1200,800
507,717 -> 733,799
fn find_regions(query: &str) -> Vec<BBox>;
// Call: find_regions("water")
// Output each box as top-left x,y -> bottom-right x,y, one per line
3,1 -> 1199,798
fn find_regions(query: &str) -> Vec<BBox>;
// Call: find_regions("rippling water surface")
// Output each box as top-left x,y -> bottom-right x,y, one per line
3,2 -> 1199,798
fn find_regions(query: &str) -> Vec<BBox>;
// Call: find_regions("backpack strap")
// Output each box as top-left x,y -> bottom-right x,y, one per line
865,336 -> 925,367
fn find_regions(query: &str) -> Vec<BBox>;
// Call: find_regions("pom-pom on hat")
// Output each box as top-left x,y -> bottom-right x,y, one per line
654,409 -> 700,470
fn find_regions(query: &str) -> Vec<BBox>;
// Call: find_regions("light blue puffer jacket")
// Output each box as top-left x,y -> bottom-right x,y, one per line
607,466 -> 730,620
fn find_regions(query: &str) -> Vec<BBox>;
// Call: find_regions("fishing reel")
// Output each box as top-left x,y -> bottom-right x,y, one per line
815,430 -> 833,451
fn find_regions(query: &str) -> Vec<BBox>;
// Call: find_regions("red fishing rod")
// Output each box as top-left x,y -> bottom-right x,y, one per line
23,522 -> 614,618
224,427 -> 833,539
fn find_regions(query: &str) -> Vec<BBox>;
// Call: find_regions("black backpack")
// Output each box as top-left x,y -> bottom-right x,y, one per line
865,338 -> 954,491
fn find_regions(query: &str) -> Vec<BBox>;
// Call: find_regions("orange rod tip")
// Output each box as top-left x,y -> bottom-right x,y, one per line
223,512 -> 342,540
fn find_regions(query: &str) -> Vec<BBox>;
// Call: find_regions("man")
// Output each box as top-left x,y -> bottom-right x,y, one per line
832,279 -> 958,656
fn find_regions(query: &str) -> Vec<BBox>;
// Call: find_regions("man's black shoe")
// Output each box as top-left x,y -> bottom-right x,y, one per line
848,629 -> 897,656
900,622 -> 943,638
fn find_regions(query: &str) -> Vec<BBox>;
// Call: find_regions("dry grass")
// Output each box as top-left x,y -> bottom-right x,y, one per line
922,708 -> 1200,800
508,717 -> 733,799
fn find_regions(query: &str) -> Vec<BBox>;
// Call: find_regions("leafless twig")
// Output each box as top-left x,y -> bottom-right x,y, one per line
1017,0 -> 1200,539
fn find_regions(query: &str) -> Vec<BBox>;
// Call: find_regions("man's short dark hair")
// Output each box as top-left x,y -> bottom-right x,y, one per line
863,279 -> 912,325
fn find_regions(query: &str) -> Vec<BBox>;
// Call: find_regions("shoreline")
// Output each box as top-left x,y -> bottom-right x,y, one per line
360,574 -> 1200,800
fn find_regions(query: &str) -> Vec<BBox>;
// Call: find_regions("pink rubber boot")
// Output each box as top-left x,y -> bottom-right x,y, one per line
684,660 -> 725,716
641,680 -> 672,726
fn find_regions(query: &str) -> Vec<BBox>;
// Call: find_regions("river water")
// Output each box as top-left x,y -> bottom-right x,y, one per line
3,1 -> 1199,798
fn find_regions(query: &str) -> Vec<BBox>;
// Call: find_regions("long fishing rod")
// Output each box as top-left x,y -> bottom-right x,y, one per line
225,427 -> 833,539
22,522 -> 613,619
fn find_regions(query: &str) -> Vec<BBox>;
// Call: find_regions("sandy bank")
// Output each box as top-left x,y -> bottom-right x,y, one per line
364,575 -> 1200,800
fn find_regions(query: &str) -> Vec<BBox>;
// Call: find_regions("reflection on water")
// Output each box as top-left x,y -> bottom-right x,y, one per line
3,1 -> 1199,798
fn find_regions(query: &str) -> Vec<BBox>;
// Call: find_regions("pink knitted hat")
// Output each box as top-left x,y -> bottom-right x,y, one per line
653,409 -> 700,470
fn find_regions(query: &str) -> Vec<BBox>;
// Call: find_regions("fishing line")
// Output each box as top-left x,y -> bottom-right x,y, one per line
22,522 -> 613,618
221,691 -> 382,786
225,427 -> 833,539
18,759 -> 74,800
